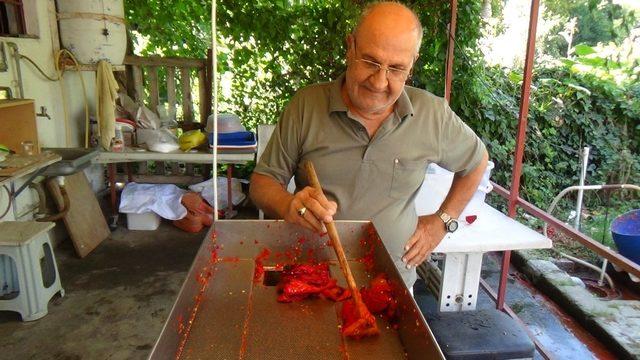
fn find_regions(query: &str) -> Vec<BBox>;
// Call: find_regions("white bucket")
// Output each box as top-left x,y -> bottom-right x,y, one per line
425,160 -> 495,203
126,212 -> 161,231
57,0 -> 127,65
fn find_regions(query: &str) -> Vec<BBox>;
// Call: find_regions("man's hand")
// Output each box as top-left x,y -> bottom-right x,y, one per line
402,214 -> 447,268
283,186 -> 337,233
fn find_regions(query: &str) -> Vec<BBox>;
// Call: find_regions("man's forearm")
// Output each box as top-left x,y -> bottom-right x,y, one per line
249,173 -> 294,218
437,150 -> 489,218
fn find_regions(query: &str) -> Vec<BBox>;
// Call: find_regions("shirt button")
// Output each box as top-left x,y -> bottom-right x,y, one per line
394,158 -> 399,164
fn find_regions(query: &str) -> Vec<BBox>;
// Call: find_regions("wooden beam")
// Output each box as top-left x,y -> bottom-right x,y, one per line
198,68 -> 207,123
148,66 -> 159,112
132,65 -> 144,103
124,55 -> 205,69
167,67 -> 177,117
181,68 -> 193,123
114,174 -> 203,185
205,48 -> 213,120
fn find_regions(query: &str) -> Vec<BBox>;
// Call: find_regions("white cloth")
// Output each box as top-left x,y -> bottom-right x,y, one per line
188,177 -> 246,208
119,183 -> 187,220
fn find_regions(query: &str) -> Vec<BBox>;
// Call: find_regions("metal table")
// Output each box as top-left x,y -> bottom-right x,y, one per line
151,220 -> 444,359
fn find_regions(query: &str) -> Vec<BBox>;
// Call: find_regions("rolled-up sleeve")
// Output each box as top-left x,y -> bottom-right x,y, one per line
436,98 -> 486,176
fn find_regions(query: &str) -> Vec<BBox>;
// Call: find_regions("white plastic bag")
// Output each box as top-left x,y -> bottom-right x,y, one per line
146,129 -> 180,153
188,177 -> 247,209
119,183 -> 187,220
118,92 -> 138,119
135,105 -> 161,130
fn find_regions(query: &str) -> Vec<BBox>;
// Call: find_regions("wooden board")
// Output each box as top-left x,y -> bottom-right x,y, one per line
0,152 -> 61,187
0,99 -> 40,155
47,172 -> 110,258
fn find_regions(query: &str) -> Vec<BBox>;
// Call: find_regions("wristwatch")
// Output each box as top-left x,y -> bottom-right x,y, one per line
436,209 -> 459,233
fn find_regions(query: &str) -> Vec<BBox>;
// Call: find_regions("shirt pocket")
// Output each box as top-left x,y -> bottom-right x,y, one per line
389,158 -> 426,200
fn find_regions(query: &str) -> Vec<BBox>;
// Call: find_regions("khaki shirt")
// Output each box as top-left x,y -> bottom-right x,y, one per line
254,74 -> 486,286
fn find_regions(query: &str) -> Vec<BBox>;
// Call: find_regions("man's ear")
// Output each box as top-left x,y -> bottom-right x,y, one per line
346,34 -> 354,53
410,53 -> 419,72
345,34 -> 355,63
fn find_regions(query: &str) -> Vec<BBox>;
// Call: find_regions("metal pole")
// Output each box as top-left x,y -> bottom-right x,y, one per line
7,43 -> 24,98
574,146 -> 590,229
498,0 -> 540,310
444,0 -> 458,103
212,0 -> 218,221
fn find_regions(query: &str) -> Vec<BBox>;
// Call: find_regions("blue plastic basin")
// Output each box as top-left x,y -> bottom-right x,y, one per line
611,209 -> 640,265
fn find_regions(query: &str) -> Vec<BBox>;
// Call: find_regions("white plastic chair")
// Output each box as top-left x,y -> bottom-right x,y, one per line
256,124 -> 296,219
0,221 -> 64,321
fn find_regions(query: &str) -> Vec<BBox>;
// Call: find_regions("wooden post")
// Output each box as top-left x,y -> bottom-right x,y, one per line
132,66 -> 144,103
198,69 -> 207,123
181,68 -> 193,123
148,66 -> 160,113
167,67 -> 177,118
205,48 -> 214,120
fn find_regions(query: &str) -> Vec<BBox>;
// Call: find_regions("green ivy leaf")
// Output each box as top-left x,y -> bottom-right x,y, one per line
508,71 -> 523,83
574,44 -> 597,56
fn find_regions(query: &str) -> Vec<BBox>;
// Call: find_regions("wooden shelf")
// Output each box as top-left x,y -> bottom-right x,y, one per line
63,64 -> 126,72
0,152 -> 61,187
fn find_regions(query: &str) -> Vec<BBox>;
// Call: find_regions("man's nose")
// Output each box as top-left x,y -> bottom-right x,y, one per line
369,67 -> 389,90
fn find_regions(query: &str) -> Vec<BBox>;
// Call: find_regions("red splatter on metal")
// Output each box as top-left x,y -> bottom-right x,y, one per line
176,314 -> 185,334
253,248 -> 271,282
176,254 -> 217,359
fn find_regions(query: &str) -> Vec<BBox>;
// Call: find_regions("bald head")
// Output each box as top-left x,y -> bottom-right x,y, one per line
353,2 -> 423,55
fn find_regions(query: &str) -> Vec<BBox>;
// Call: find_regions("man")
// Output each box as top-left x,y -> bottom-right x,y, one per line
250,2 -> 488,287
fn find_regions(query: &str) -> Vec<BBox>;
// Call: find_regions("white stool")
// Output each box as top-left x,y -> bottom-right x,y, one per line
0,221 -> 64,321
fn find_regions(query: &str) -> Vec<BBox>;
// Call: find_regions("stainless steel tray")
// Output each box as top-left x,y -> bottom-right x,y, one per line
150,220 -> 444,359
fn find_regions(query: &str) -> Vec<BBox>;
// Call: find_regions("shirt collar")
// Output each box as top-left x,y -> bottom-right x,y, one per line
328,72 -> 414,120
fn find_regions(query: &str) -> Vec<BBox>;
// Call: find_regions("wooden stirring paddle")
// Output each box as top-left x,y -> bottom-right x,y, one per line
304,160 -> 379,338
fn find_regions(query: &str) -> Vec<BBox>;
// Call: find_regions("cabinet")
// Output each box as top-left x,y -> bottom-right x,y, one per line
0,99 -> 40,155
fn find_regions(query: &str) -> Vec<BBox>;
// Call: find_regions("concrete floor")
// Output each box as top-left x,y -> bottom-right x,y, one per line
0,206 -> 612,360
0,217 -> 205,360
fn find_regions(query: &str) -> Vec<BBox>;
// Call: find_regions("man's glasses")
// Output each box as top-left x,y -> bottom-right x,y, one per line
352,39 -> 412,82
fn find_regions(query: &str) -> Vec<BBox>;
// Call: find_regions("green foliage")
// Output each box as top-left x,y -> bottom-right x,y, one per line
542,0 -> 638,57
216,0 -> 360,130
126,0 -> 211,57
125,0 -> 639,208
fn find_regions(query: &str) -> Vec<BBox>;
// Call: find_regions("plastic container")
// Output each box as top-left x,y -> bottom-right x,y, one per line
126,212 -> 161,231
474,161 -> 495,203
425,161 -> 494,203
206,113 -> 245,134
208,131 -> 257,148
611,209 -> 640,265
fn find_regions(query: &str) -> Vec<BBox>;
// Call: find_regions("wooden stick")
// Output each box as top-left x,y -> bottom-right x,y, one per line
304,160 -> 366,314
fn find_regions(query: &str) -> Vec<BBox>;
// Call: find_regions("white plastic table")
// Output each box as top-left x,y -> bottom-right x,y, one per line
94,148 -> 255,221
415,169 -> 551,312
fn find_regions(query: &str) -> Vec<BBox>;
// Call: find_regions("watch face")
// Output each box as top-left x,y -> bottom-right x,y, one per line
447,219 -> 459,232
